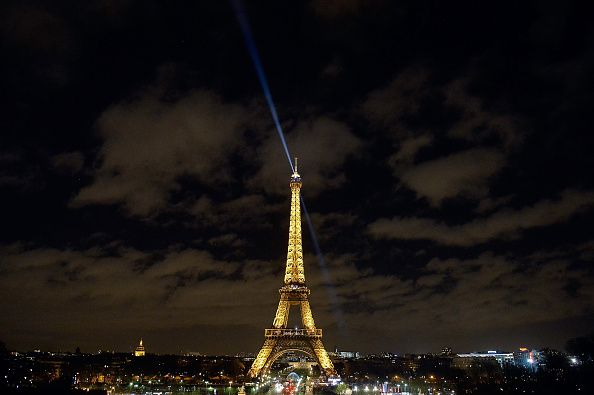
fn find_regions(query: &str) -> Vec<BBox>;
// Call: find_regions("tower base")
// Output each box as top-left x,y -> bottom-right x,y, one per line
248,328 -> 335,378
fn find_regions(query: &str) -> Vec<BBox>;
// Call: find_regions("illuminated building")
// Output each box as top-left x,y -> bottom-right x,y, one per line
455,350 -> 513,367
514,348 -> 541,369
134,339 -> 145,357
248,162 -> 336,378
441,347 -> 453,356
333,347 -> 360,359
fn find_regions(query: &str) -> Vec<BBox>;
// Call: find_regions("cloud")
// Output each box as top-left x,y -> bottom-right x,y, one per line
308,211 -> 357,242
1,5 -> 75,86
51,151 -> 85,173
250,116 -> 361,195
72,88 -> 249,216
0,244 -> 280,352
414,253 -> 594,330
476,195 -> 513,214
390,135 -> 433,164
361,72 -> 522,210
1,6 -> 72,53
190,194 -> 283,230
397,148 -> 505,205
2,242 -> 594,353
0,151 -> 43,190
322,252 -> 594,351
361,68 -> 430,133
207,233 -> 245,248
445,79 -> 522,149
361,73 -> 518,208
368,189 -> 594,246
72,90 -> 359,220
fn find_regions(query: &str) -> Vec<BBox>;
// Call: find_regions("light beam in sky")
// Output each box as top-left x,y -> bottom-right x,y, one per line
231,0 -> 345,330
231,0 -> 293,172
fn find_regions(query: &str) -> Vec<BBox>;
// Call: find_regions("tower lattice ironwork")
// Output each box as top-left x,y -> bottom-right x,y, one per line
248,161 -> 336,378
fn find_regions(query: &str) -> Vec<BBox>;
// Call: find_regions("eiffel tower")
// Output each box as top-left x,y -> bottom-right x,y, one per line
248,161 -> 336,378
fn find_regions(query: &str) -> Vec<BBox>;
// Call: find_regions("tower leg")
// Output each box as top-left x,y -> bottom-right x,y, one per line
273,300 -> 290,328
311,338 -> 336,377
300,300 -> 316,330
248,339 -> 276,378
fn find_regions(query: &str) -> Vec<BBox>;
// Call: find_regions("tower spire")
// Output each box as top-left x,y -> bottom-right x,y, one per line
285,160 -> 304,285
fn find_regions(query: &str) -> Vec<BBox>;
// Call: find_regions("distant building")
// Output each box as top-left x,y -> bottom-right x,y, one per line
401,355 -> 420,373
333,347 -> 360,359
441,347 -> 453,356
455,350 -> 513,367
514,348 -> 541,370
134,339 -> 145,357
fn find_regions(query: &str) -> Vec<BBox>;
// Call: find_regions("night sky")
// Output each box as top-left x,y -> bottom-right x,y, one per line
1,0 -> 594,356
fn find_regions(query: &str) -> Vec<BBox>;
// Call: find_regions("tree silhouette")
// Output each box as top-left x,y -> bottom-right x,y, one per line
0,341 -> 7,355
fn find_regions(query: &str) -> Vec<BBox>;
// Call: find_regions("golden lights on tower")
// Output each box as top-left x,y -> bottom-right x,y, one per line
248,161 -> 336,378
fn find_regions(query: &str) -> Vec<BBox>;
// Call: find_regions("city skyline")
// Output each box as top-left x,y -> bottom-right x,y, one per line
1,0 -> 594,356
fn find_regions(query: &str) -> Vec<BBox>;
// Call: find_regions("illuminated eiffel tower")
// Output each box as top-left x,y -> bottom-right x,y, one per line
248,160 -> 336,378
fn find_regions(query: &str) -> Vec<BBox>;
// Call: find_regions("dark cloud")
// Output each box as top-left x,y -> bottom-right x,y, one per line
72,88 -> 249,216
361,68 -> 430,134
444,79 -> 523,149
1,4 -> 76,86
396,148 -> 505,205
190,194 -> 283,230
368,190 -> 594,246
51,151 -> 85,173
4,242 -> 592,353
208,233 -> 245,248
250,116 -> 361,196
390,135 -> 433,164
1,6 -> 69,52
0,151 -> 44,190
309,212 -> 357,242
0,244 -> 278,352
